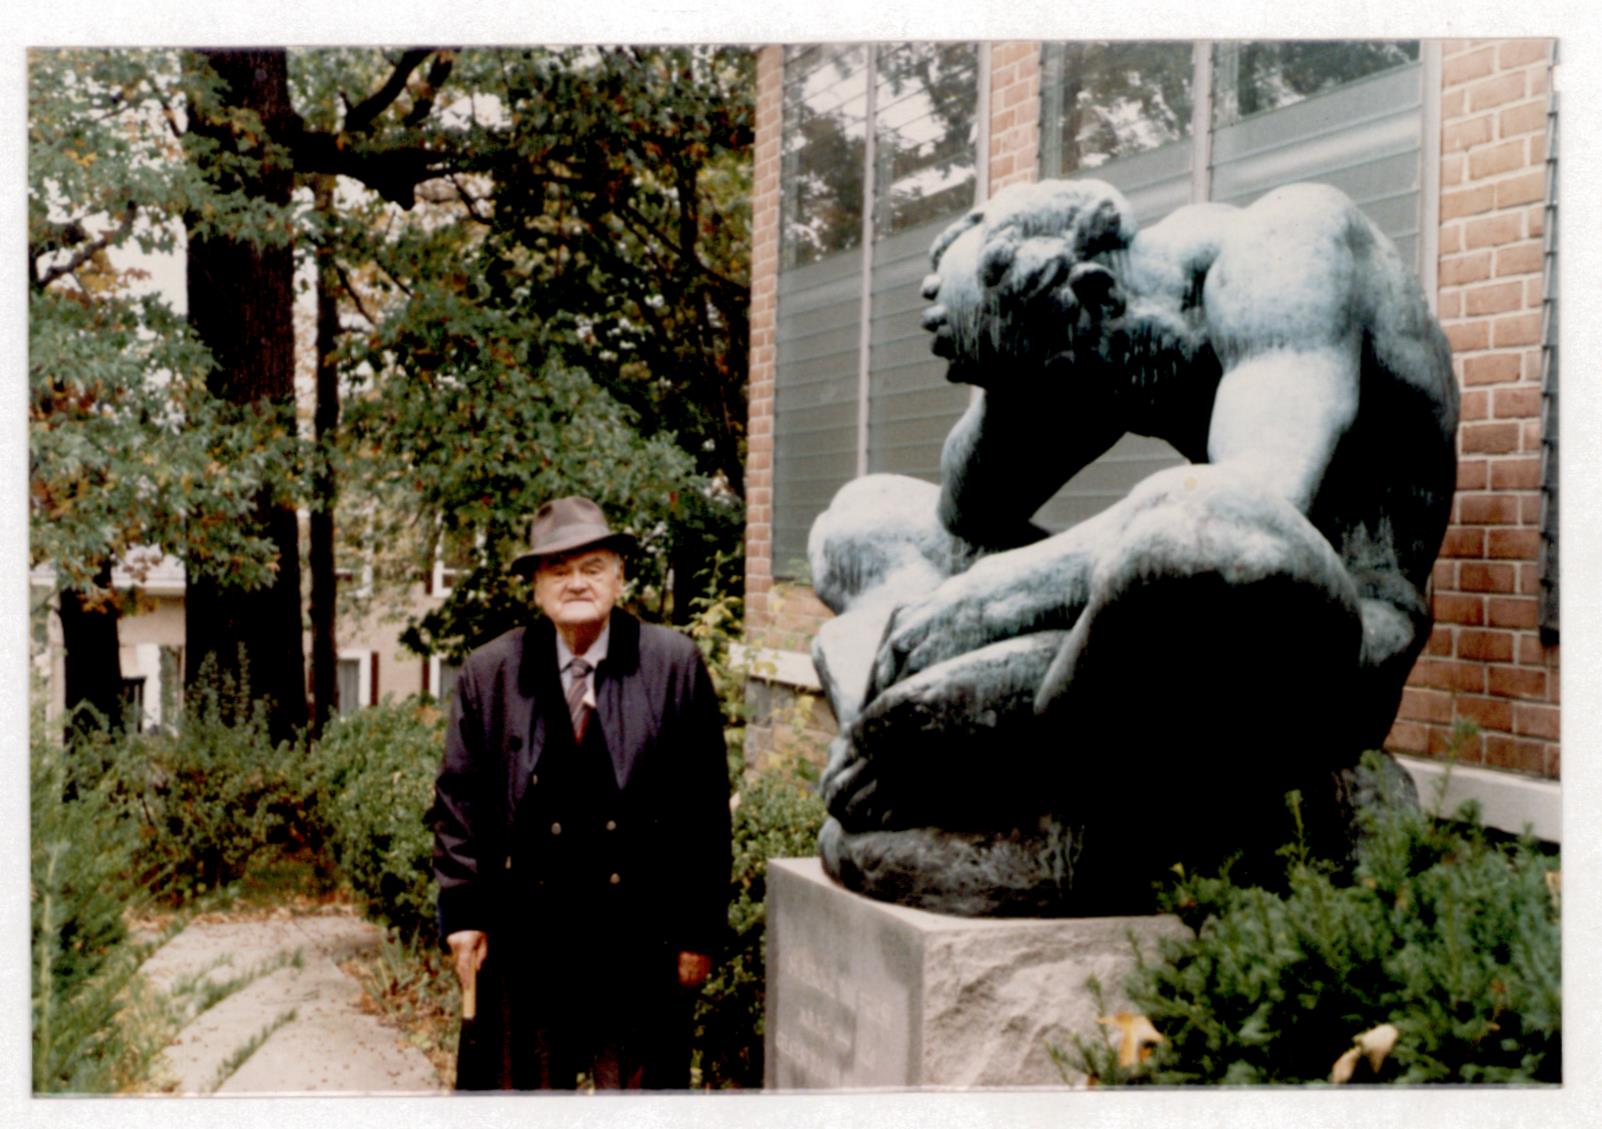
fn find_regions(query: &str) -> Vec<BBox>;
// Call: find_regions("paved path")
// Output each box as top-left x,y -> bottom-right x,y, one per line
138,908 -> 444,1095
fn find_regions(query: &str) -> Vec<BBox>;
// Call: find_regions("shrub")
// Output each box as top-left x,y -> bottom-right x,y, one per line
311,699 -> 444,939
31,710 -> 168,1091
111,656 -> 311,902
693,759 -> 826,1088
1065,752 -> 1561,1086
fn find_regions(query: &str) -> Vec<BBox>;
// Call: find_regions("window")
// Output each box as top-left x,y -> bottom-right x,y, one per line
773,43 -> 981,576
427,654 -> 462,706
336,651 -> 376,715
429,523 -> 481,597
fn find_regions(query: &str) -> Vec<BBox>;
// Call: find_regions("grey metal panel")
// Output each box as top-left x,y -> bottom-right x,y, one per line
1083,138 -> 1194,229
1211,62 -> 1422,264
1034,432 -> 1187,533
775,244 -> 865,575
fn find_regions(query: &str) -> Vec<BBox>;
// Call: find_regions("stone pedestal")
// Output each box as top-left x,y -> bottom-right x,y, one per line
764,857 -> 1189,1089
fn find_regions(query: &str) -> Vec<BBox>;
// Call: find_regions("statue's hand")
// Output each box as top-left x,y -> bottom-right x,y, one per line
869,573 -> 983,698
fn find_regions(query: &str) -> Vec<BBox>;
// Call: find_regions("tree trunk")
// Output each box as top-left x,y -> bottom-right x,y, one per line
58,559 -> 124,740
308,176 -> 340,740
183,48 -> 307,745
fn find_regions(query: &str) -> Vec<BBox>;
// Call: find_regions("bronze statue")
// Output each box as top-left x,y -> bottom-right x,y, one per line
809,179 -> 1458,915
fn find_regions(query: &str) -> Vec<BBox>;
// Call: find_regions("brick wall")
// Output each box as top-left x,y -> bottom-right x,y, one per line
989,42 -> 1042,194
745,46 -> 781,647
1386,39 -> 1559,778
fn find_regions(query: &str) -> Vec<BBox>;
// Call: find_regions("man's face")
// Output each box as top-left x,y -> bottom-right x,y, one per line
533,548 -> 623,639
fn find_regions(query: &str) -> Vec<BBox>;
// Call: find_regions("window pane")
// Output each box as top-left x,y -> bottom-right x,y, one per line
337,658 -> 360,716
781,45 -> 868,268
438,661 -> 461,706
1044,41 -> 1194,175
1212,40 -> 1420,127
873,43 -> 978,238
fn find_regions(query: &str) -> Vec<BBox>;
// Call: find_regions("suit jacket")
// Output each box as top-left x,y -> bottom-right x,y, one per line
432,609 -> 732,960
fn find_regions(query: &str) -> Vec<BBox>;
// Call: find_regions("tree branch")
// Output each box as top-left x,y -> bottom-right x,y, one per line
403,50 -> 458,128
33,203 -> 137,292
344,49 -> 432,134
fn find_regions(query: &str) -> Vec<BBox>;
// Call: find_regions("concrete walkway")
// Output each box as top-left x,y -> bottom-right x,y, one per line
138,908 -> 444,1095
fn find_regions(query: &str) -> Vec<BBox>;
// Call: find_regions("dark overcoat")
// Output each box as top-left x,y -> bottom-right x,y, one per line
430,609 -> 731,1086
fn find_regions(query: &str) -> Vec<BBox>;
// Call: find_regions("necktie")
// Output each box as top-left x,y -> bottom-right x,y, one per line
566,657 -> 592,741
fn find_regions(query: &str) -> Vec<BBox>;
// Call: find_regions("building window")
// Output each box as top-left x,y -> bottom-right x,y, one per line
336,651 -> 376,716
427,654 -> 461,706
773,43 -> 981,577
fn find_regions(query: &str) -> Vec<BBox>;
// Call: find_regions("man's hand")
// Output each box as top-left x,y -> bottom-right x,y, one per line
447,929 -> 488,991
869,574 -> 983,699
677,951 -> 712,989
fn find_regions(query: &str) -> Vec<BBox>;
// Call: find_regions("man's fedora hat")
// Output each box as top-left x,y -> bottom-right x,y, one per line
510,496 -> 636,578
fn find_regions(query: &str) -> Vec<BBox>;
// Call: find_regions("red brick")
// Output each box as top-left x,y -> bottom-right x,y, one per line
1464,212 -> 1522,249
1434,593 -> 1484,626
1492,313 -> 1542,348
1386,720 -> 1429,755
1520,494 -> 1544,524
1440,184 -> 1493,222
1441,154 -> 1465,188
1487,596 -> 1538,628
1457,458 -> 1488,490
1440,526 -> 1484,557
1470,72 -> 1527,113
1457,629 -> 1514,662
1488,665 -> 1547,699
1489,457 -> 1541,489
1517,634 -> 1549,665
1494,240 -> 1543,277
1483,735 -> 1546,774
1499,98 -> 1548,138
1456,695 -> 1514,732
1513,703 -> 1559,741
1529,133 -> 1548,165
1412,659 -> 1487,694
1433,724 -> 1480,761
1529,66 -> 1550,96
1493,386 -> 1542,419
1443,46 -> 1496,87
1524,276 -> 1545,306
1439,224 -> 1463,255
1521,418 -> 1544,452
1461,421 -> 1520,454
1425,625 -> 1454,656
1399,687 -> 1454,724
1438,291 -> 1463,319
1444,321 -> 1490,353
1499,39 -> 1550,69
1519,563 -> 1542,595
1464,281 -> 1523,317
1460,352 -> 1521,385
1440,251 -> 1492,286
1458,390 -> 1488,422
1458,494 -> 1518,524
1433,561 -> 1455,590
1493,169 -> 1544,209
1468,139 -> 1528,180
1441,87 -> 1467,118
1527,204 -> 1545,237
1459,563 -> 1517,593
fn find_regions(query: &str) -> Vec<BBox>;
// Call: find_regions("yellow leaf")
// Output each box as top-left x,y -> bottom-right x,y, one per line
1330,1045 -> 1361,1085
1546,869 -> 1561,911
1098,1012 -> 1164,1069
1356,1023 -> 1399,1072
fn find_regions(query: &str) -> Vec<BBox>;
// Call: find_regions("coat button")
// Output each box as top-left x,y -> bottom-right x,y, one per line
504,857 -> 513,870
605,819 -> 617,832
609,872 -> 621,885
550,822 -> 562,836
529,772 -> 539,786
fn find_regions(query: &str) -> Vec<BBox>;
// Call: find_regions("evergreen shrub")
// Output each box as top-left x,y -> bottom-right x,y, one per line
31,711 -> 167,1091
694,760 -> 826,1088
1066,752 -> 1561,1086
311,699 -> 444,939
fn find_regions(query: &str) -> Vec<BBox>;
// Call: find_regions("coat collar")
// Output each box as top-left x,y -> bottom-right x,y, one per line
518,608 -> 641,699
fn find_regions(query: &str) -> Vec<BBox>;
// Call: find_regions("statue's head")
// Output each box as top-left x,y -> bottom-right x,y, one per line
921,179 -> 1135,390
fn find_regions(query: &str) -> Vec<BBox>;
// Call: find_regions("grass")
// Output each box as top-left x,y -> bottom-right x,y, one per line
340,930 -> 462,1087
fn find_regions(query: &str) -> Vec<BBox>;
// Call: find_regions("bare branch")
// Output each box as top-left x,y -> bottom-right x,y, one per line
403,49 -> 458,127
333,260 -> 379,327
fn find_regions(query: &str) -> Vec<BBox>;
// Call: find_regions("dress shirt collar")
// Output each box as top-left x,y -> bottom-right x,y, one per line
555,620 -> 610,680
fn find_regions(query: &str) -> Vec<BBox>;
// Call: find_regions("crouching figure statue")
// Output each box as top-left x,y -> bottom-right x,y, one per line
808,178 -> 1458,916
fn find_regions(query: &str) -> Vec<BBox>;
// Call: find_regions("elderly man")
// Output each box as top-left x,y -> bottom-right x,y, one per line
431,495 -> 731,1090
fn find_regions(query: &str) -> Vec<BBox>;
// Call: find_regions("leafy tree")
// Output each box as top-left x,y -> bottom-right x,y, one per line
28,49 -> 300,733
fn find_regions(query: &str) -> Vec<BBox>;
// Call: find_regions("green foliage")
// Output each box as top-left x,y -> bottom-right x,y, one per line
111,656 -> 311,901
1066,753 -> 1561,1086
694,760 -> 826,1089
310,699 -> 445,939
31,710 -> 183,1092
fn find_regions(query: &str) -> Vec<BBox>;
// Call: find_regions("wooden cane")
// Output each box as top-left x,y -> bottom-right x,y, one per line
463,958 -> 477,1021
